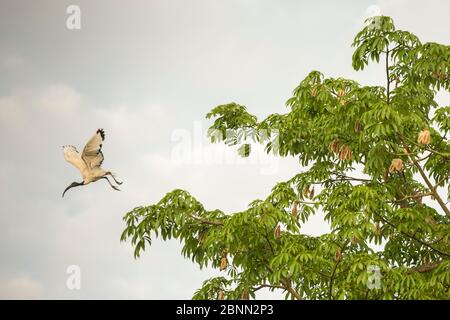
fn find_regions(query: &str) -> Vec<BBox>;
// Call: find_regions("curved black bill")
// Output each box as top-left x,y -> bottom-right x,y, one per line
62,182 -> 83,197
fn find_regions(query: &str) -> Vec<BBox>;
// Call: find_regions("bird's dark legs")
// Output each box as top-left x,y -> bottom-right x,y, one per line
102,176 -> 121,191
106,172 -> 123,185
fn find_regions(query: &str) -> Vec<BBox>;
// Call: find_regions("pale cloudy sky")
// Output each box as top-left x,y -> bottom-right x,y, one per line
0,0 -> 449,299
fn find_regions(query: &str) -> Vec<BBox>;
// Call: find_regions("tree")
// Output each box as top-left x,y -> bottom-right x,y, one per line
121,16 -> 450,300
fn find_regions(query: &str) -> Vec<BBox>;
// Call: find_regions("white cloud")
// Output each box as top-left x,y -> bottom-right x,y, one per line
0,274 -> 44,299
1,54 -> 24,70
0,84 -> 83,133
364,4 -> 382,20
0,96 -> 24,128
140,153 -> 175,177
36,85 -> 82,114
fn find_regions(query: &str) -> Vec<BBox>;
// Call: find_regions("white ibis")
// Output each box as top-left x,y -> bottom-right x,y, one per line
62,129 -> 122,197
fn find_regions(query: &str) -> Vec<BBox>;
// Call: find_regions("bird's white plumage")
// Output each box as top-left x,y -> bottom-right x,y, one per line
62,129 -> 122,196
63,146 -> 85,171
82,130 -> 105,169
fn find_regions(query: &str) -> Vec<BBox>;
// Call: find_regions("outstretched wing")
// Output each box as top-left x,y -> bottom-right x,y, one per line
82,129 -> 105,168
63,145 -> 85,171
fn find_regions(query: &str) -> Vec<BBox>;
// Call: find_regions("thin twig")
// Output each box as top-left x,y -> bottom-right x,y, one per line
188,214 -> 224,226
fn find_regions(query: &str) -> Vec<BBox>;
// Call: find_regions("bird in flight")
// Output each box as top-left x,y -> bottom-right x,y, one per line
62,129 -> 122,197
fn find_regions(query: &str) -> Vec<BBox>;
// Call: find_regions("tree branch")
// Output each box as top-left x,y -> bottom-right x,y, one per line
407,261 -> 442,274
386,49 -> 391,103
188,214 -> 224,226
402,142 -> 450,219
379,216 -> 450,258
328,259 -> 341,300
254,284 -> 286,292
433,172 -> 450,191
261,261 -> 303,300
280,278 -> 303,300
393,191 -> 432,203
401,135 -> 450,158
328,242 -> 348,300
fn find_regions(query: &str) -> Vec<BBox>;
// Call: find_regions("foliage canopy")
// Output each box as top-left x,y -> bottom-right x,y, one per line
122,17 -> 450,300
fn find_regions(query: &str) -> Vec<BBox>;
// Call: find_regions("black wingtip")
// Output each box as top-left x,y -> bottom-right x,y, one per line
97,128 -> 105,140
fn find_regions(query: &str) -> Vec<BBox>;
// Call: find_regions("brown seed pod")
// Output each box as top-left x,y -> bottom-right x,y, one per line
241,291 -> 249,300
274,224 -> 281,239
351,235 -> 359,245
335,248 -> 342,262
374,222 -> 381,236
417,129 -> 430,145
311,87 -> 318,97
338,145 -> 353,160
389,158 -> 404,173
218,291 -> 225,300
432,71 -> 448,80
303,185 -> 311,198
309,187 -> 315,199
354,120 -> 362,133
328,139 -> 340,154
291,202 -> 299,219
220,257 -> 228,271
348,147 -> 353,159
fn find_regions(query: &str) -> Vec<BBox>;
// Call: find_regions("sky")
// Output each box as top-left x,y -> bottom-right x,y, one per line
0,0 -> 449,299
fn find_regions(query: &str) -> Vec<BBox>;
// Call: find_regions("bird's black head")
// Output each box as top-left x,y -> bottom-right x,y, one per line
62,181 -> 84,197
